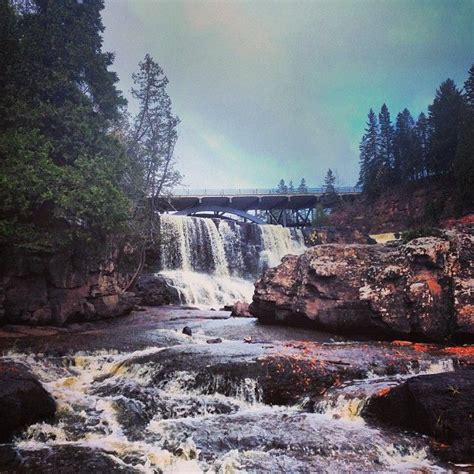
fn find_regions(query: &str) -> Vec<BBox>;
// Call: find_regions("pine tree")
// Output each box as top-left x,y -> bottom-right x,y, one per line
277,179 -> 288,193
127,54 -> 181,225
427,79 -> 464,176
288,180 -> 295,193
297,178 -> 308,193
453,65 -> 474,213
358,109 -> 380,197
378,104 -> 394,183
322,168 -> 338,208
414,112 -> 430,179
394,108 -> 418,183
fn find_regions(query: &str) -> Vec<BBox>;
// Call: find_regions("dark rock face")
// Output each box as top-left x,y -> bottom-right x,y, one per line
363,369 -> 474,463
0,362 -> 56,442
250,229 -> 474,342
0,250 -> 133,326
133,273 -> 180,305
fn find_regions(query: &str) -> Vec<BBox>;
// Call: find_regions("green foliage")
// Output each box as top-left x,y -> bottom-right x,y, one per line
424,199 -> 445,226
321,168 -> 338,208
312,204 -> 330,227
0,0 -> 131,251
358,65 -> 474,217
401,227 -> 444,243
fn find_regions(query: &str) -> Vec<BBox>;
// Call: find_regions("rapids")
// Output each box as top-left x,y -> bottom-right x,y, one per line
0,308 -> 460,473
157,215 -> 305,306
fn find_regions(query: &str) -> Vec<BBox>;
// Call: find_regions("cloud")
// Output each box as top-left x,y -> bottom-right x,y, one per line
102,0 -> 473,188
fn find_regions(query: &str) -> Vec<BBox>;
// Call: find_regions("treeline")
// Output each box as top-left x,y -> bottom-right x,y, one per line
275,178 -> 308,193
358,66 -> 474,213
0,0 -> 180,255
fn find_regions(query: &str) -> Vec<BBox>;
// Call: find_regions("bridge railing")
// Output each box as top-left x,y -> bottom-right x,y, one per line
171,186 -> 361,196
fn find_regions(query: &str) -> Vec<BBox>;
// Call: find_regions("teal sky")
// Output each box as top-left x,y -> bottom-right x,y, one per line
102,0 -> 473,189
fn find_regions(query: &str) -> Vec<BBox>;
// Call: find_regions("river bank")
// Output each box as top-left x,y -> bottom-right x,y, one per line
0,306 -> 472,472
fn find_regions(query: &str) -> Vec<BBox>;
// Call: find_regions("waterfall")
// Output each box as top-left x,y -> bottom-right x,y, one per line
157,215 -> 306,307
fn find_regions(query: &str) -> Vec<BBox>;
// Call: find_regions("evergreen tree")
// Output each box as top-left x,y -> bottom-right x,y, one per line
358,109 -> 380,196
453,65 -> 474,212
393,108 -> 418,183
288,180 -> 295,193
378,104 -> 394,183
0,0 -> 129,249
297,178 -> 308,193
427,79 -> 464,176
126,54 -> 181,234
414,112 -> 430,179
277,179 -> 288,193
322,168 -> 338,208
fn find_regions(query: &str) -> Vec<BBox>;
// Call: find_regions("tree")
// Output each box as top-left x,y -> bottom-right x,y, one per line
126,55 -> 181,238
393,108 -> 418,183
358,109 -> 381,197
288,180 -> 295,193
427,79 -> 464,177
298,178 -> 308,193
322,168 -> 338,208
277,179 -> 288,193
323,168 -> 336,193
378,104 -> 394,183
0,0 -> 129,250
453,65 -> 474,213
414,112 -> 430,179
312,204 -> 329,227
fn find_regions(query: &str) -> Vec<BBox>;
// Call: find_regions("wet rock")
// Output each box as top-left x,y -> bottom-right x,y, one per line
207,338 -> 222,344
0,446 -> 139,473
0,361 -> 56,442
363,369 -> 474,463
133,273 -> 180,306
230,301 -> 252,318
182,326 -> 193,336
118,340 -> 464,407
250,228 -> 474,342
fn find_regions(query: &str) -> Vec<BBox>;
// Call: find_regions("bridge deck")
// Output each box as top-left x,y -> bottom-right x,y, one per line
156,187 -> 361,212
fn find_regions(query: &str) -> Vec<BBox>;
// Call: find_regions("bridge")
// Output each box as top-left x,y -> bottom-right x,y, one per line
155,187 -> 361,227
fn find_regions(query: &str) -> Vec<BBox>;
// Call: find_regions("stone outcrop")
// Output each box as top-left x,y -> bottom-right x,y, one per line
250,228 -> 474,341
133,273 -> 180,306
0,361 -> 56,442
363,369 -> 474,463
0,250 -> 133,326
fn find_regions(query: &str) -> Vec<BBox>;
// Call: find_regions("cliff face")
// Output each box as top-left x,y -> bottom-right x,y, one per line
250,227 -> 474,342
0,249 -> 133,326
330,182 -> 466,234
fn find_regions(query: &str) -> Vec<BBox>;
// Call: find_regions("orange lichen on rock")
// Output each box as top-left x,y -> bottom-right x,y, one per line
442,346 -> 474,357
392,340 -> 413,347
377,387 -> 391,397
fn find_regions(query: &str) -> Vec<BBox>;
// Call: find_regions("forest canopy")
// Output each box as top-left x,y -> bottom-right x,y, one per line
0,0 -> 180,252
358,66 -> 474,213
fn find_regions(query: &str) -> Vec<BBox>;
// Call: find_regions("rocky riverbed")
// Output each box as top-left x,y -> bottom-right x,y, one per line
0,306 -> 472,472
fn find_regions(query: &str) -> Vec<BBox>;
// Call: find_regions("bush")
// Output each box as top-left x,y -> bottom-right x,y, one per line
401,227 -> 444,243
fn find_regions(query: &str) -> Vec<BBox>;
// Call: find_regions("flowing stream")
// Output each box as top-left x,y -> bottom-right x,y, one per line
157,215 -> 305,307
1,317 -> 454,473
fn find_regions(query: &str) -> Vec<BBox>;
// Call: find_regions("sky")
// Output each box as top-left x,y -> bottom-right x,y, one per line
102,0 -> 473,189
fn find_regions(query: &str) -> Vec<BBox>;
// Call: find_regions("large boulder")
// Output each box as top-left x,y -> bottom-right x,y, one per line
250,228 -> 474,341
0,361 -> 56,442
133,273 -> 180,305
363,369 -> 474,463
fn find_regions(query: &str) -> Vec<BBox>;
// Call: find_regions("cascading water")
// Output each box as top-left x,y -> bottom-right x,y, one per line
157,215 -> 306,307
